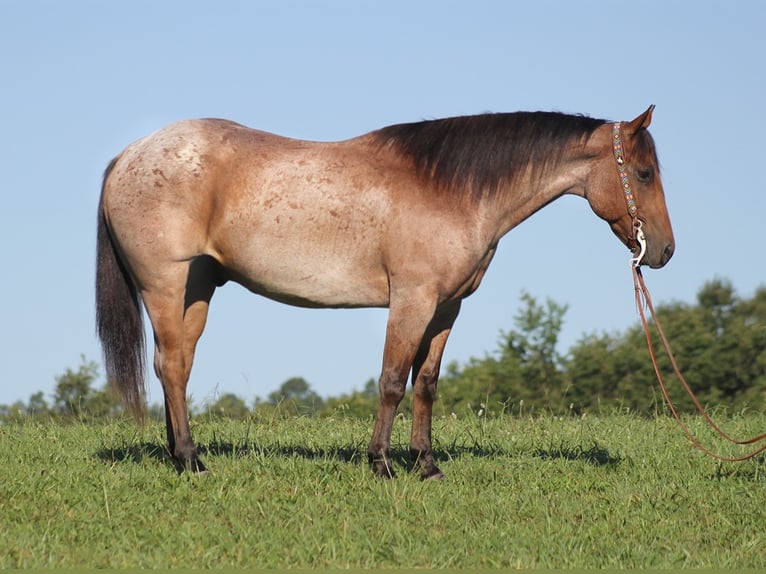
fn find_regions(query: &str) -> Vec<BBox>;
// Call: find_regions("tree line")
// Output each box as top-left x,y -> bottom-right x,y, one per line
2,278 -> 765,423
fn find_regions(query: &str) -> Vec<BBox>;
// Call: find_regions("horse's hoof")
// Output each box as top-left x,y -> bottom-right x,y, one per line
370,459 -> 396,479
178,456 -> 208,474
420,467 -> 445,481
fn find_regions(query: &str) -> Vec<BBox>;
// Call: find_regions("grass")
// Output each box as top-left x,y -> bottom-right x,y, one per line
1,411 -> 765,568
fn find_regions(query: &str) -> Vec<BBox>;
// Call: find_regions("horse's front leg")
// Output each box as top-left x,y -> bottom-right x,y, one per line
368,367 -> 408,478
410,300 -> 461,480
368,295 -> 437,478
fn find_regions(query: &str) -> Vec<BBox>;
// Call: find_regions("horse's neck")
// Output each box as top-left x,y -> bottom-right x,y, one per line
484,153 -> 602,243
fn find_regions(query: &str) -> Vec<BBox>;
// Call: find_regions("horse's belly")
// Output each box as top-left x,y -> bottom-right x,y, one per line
223,244 -> 390,309
213,187 -> 392,308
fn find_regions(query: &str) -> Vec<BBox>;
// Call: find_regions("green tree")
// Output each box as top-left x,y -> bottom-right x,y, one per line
0,392 -> 50,422
438,292 -> 568,416
85,385 -> 123,419
48,356 -> 122,420
205,393 -> 250,419
26,392 -> 49,418
565,279 -> 766,415
564,327 -> 651,413
53,357 -> 99,417
0,401 -> 26,423
2,278 -> 763,424
321,377 -> 379,418
264,377 -> 324,415
505,292 -> 569,408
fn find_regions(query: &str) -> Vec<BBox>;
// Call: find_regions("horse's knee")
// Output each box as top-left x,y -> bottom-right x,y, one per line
378,372 -> 407,405
413,369 -> 439,401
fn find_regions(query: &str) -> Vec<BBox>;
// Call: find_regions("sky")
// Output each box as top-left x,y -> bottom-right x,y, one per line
1,1 -> 764,409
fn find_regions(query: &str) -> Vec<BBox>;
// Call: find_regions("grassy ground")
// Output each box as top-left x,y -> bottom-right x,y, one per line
1,411 -> 765,568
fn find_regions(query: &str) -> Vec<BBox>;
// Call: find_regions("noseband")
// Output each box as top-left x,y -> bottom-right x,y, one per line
612,123 -> 647,267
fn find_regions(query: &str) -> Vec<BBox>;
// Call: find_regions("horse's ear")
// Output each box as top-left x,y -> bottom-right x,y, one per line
626,105 -> 655,133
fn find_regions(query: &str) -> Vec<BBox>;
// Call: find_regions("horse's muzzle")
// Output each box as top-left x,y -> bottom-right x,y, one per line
644,242 -> 674,269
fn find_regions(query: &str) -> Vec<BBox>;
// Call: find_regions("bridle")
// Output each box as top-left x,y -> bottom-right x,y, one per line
612,121 -> 766,461
611,122 -> 647,268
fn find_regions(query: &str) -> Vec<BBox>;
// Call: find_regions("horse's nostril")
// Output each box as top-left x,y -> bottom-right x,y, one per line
662,243 -> 675,265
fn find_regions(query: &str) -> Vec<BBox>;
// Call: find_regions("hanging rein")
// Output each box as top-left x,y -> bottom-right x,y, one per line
612,122 -> 766,462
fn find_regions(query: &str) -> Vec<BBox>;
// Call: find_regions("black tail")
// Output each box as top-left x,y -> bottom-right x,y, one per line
95,157 -> 146,418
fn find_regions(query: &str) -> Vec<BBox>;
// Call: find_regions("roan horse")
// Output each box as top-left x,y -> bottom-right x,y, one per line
96,106 -> 674,479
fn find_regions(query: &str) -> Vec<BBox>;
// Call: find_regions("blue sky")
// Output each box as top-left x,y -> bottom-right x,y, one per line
1,1 -> 764,408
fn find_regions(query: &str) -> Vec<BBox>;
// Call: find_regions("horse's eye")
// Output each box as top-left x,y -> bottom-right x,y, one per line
636,167 -> 653,183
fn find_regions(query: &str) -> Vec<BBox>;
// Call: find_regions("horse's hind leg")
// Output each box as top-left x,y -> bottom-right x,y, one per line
410,300 -> 461,480
143,258 -> 218,472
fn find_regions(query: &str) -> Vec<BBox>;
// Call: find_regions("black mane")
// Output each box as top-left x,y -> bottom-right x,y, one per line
374,112 -> 607,200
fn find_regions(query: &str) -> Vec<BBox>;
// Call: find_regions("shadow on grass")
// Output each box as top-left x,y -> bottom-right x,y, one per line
95,440 -> 622,472
532,444 -> 622,466
96,442 -> 174,466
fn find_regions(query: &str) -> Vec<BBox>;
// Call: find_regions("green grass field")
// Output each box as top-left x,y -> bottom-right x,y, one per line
1,411 -> 765,568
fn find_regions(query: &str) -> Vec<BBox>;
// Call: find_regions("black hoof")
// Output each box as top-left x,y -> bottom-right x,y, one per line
369,456 -> 396,479
188,457 -> 208,474
420,467 -> 445,481
172,451 -> 208,474
411,448 -> 444,480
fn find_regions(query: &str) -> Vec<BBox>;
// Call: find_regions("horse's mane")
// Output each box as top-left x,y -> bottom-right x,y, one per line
374,112 -> 609,200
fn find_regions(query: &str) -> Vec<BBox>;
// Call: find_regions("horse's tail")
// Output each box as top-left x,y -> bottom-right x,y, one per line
95,157 -> 146,419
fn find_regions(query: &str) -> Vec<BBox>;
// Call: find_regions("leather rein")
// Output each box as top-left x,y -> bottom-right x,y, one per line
612,122 -> 766,462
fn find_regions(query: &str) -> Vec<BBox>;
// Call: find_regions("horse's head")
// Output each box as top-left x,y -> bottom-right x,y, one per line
587,106 -> 674,269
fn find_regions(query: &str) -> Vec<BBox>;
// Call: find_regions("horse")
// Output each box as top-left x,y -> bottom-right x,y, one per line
96,106 -> 674,479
